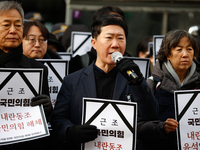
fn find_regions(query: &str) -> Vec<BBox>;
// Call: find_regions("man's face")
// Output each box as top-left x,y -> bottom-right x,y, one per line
22,25 -> 47,59
92,25 -> 126,67
0,9 -> 23,52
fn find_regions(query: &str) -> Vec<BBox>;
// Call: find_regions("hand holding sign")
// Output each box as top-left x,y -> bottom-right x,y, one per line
164,118 -> 178,134
31,94 -> 52,121
66,124 -> 98,143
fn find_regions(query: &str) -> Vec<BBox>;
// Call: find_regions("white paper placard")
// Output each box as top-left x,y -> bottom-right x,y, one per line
0,68 -> 49,145
71,31 -> 92,57
82,98 -> 137,150
174,90 -> 200,150
37,59 -> 69,107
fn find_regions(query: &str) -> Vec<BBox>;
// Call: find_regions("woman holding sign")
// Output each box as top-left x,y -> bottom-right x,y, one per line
137,29 -> 200,150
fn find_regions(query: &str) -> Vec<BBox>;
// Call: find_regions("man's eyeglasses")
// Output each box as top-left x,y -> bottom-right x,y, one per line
25,37 -> 47,45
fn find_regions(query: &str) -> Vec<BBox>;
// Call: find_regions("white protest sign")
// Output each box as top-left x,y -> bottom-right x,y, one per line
153,35 -> 164,65
124,57 -> 150,80
174,90 -> 200,150
0,68 -> 49,145
71,31 -> 92,57
82,98 -> 137,150
37,59 -> 69,107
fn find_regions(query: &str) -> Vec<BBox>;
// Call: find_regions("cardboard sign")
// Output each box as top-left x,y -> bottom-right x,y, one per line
174,90 -> 200,150
82,98 -> 137,150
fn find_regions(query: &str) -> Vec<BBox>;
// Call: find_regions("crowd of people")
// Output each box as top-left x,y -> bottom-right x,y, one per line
1,1 -> 200,150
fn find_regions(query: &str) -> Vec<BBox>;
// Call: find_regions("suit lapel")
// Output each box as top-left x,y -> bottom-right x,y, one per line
112,72 -> 127,100
82,63 -> 97,98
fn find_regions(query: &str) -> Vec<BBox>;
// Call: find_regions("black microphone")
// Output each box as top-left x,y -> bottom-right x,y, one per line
111,51 -> 139,80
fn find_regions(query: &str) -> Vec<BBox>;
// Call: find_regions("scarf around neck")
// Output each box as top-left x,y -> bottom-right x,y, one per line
164,60 -> 196,88
0,44 -> 23,67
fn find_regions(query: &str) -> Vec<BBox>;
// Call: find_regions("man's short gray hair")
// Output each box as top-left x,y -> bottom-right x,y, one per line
0,1 -> 24,23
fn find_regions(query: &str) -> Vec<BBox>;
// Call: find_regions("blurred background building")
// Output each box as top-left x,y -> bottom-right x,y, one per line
15,0 -> 200,56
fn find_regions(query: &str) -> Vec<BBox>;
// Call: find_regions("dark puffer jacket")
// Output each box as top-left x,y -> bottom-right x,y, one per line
137,60 -> 200,150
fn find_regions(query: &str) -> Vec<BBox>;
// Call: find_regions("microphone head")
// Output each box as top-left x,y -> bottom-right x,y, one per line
111,51 -> 123,63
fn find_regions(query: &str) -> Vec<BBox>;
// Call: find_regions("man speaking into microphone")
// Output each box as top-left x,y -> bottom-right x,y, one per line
51,13 -> 158,150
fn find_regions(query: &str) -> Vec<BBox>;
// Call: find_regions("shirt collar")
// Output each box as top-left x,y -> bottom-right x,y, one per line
93,63 -> 118,74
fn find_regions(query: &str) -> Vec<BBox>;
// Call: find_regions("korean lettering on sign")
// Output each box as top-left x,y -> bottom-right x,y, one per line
183,107 -> 200,150
0,111 -> 43,133
0,99 -> 30,107
94,142 -> 122,150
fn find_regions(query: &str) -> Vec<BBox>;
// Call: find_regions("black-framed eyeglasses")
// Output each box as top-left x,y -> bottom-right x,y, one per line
25,37 -> 47,45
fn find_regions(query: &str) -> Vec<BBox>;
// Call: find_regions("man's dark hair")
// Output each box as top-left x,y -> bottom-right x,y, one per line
157,29 -> 199,62
23,21 -> 49,40
91,14 -> 128,39
93,6 -> 125,21
136,36 -> 153,57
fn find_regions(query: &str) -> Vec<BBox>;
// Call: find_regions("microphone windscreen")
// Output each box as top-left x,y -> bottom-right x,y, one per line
111,51 -> 123,63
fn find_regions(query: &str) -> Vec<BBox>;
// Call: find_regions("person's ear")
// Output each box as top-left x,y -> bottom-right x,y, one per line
138,51 -> 143,57
91,38 -> 96,50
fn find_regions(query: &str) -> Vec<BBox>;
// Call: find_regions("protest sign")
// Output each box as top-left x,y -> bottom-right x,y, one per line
0,68 -> 49,145
37,59 -> 69,107
174,90 -> 200,150
71,31 -> 92,57
82,98 -> 137,150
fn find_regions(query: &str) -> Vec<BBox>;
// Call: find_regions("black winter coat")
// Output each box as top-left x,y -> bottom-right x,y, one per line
137,60 -> 200,150
0,44 -> 53,150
